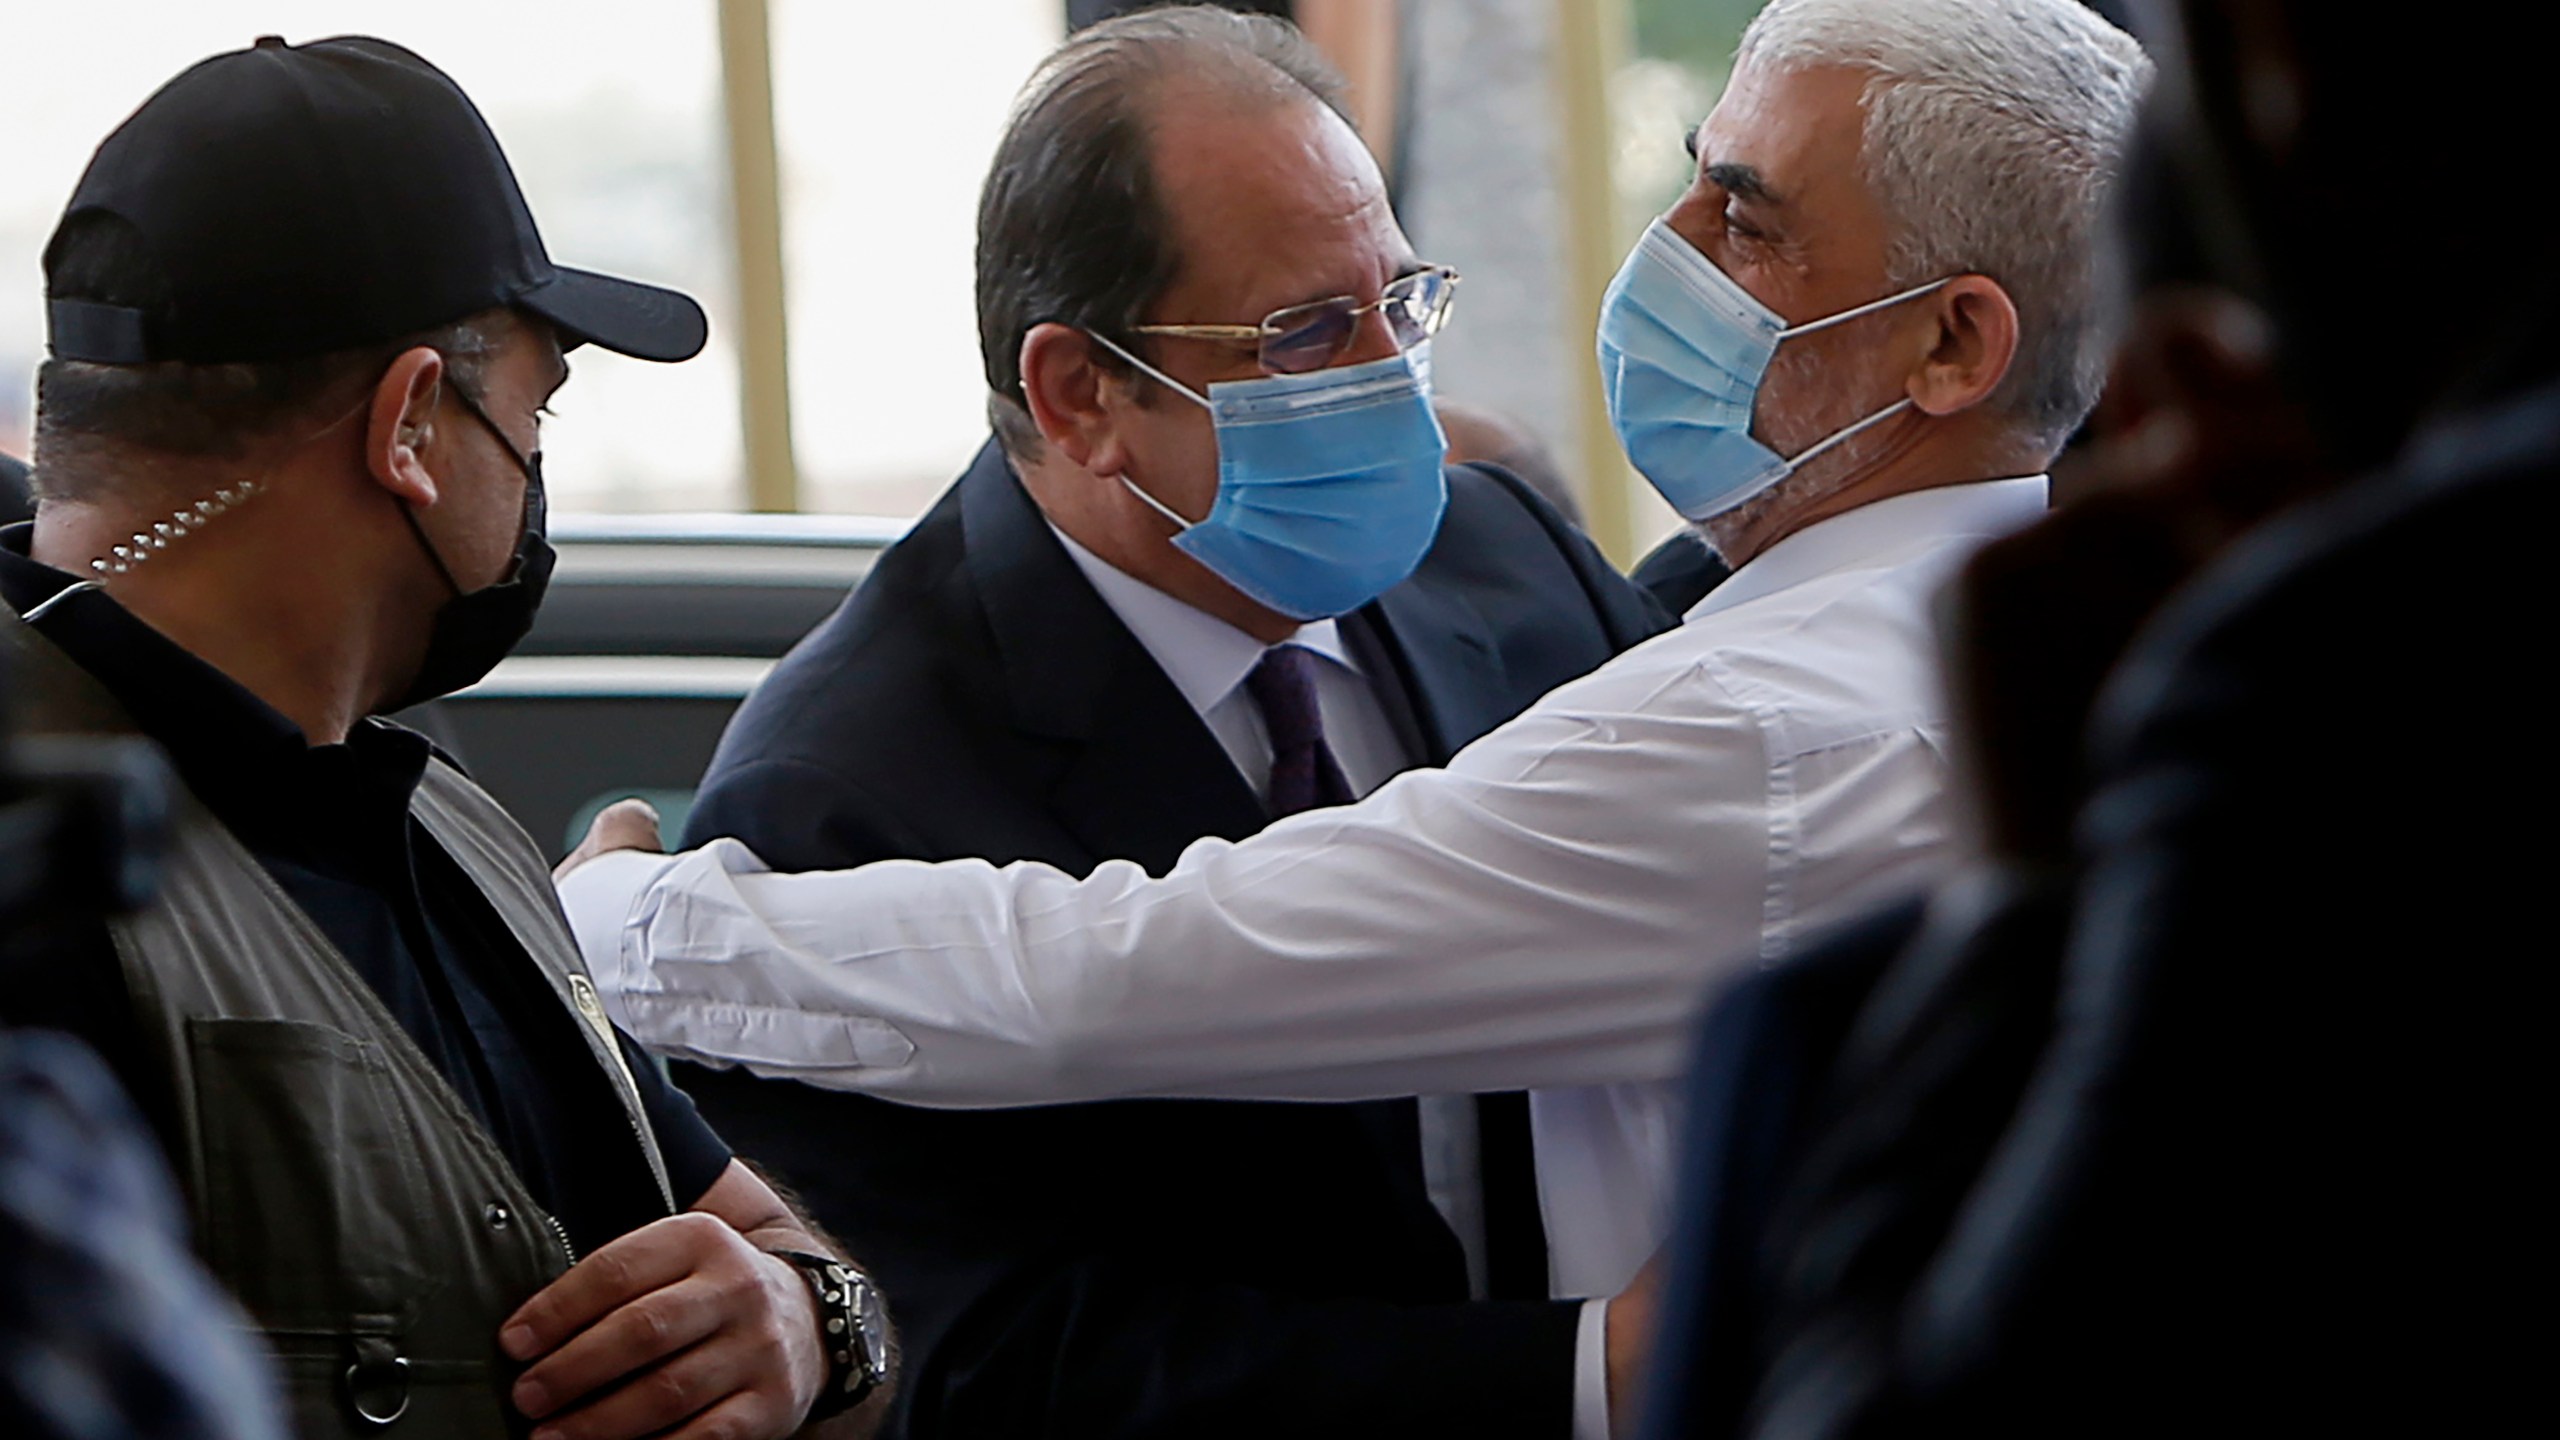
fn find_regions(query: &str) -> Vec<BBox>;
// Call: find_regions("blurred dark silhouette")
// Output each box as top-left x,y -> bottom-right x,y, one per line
1638,2 -> 2542,1436
3,646 -> 285,1440
0,455 -> 30,526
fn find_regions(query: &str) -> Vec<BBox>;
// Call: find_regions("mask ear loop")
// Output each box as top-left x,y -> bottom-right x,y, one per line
1086,330 -> 1213,407
1117,473 -> 1198,533
1775,275 -> 1952,342
1774,396 -> 1918,477
417,375 -> 547,598
1761,275 -> 1951,476
1082,330 -> 1214,531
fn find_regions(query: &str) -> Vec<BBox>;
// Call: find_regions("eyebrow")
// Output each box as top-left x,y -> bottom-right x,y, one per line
1703,160 -> 1784,207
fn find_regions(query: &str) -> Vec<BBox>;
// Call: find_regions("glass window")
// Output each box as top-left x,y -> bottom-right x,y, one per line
769,0 -> 1063,517
1617,0 -> 1768,226
0,1 -> 738,512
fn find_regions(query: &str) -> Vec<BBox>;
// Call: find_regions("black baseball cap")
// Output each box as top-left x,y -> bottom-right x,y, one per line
45,34 -> 707,366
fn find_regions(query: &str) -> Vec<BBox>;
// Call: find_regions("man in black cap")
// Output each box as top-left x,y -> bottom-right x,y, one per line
0,36 -> 889,1440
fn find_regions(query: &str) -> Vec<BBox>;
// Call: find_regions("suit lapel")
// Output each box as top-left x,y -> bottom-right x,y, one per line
1044,688 -> 1270,872
1355,567 -> 1510,765
959,441 -> 1267,874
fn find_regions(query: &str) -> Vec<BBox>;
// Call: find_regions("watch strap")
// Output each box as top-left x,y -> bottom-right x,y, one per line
773,1249 -> 882,1420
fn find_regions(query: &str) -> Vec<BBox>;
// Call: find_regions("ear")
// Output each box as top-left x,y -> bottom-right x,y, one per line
365,346 -> 447,506
1908,275 -> 2021,418
1019,323 -> 1134,476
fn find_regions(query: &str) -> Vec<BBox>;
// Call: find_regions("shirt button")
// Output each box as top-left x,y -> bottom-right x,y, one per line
484,1202 -> 513,1231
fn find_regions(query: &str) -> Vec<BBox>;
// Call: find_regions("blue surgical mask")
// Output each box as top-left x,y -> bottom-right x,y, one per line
1091,334 -> 1449,621
1596,218 -> 1949,521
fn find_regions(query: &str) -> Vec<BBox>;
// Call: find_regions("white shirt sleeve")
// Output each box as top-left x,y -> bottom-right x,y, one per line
566,645 -> 1780,1108
1574,1298 -> 1613,1440
558,848 -> 681,1031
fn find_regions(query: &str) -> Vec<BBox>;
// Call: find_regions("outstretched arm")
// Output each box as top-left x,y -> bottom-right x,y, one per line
558,661 -> 1833,1109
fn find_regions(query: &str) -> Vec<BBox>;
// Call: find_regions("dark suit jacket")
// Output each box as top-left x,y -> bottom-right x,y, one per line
1634,875 -> 2068,1440
1628,529 -> 1730,617
1860,380 -> 2548,1437
1641,379 -> 2553,1439
1632,891 -> 1929,1440
680,439 -> 1669,1440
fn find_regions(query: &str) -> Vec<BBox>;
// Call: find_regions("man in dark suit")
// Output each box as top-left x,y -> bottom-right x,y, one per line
669,10 -> 1666,1439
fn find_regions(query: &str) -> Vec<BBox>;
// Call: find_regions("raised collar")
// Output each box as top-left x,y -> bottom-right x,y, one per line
0,521 -> 430,846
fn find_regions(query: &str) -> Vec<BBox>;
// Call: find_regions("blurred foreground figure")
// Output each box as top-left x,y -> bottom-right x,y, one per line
1636,1 -> 2545,1435
1,455 -> 31,525
3,651 -> 282,1440
1,36 -> 887,1439
0,1033 -> 283,1440
563,4 -> 2147,1433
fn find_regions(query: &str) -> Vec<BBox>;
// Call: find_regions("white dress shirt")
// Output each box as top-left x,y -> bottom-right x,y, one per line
1045,525 -> 1409,800
565,475 -> 2045,1327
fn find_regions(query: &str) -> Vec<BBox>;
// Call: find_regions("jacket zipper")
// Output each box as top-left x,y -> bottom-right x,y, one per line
565,973 -> 676,1213
543,1210 -> 577,1267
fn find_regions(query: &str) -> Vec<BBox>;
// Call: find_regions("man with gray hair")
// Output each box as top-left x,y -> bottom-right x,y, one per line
563,0 -> 2147,1426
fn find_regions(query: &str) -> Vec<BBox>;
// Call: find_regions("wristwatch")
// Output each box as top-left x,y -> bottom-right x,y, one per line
774,1250 -> 889,1420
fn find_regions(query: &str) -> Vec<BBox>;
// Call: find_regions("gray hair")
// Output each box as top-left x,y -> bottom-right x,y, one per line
975,5 -> 1348,465
1737,0 -> 2152,446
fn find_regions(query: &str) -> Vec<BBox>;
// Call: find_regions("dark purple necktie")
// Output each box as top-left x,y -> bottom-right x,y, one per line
1243,644 -> 1356,818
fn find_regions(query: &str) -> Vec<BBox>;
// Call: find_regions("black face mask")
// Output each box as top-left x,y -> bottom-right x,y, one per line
381,381 -> 556,712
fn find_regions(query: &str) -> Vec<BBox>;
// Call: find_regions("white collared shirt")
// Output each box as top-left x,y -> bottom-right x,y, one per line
564,477 -> 2047,1385
1046,524 -> 1410,802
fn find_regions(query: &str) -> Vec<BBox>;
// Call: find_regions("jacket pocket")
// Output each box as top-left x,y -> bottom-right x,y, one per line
186,1016 -> 435,1329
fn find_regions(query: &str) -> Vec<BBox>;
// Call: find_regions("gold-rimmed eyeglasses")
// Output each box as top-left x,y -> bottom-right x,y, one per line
1129,265 -> 1459,375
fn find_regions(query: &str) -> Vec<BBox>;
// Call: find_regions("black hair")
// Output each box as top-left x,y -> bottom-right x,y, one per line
974,4 -> 1348,463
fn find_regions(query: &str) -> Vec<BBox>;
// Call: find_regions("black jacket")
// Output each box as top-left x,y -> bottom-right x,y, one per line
679,439 -> 1669,1440
1628,529 -> 1730,616
1639,380 -> 2554,1439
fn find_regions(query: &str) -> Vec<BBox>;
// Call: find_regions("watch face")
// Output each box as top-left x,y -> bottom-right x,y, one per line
850,1275 -> 889,1378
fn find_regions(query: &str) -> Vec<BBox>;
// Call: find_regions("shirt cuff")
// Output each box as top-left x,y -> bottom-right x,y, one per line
556,847 -> 681,1025
1574,1297 -> 1611,1440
